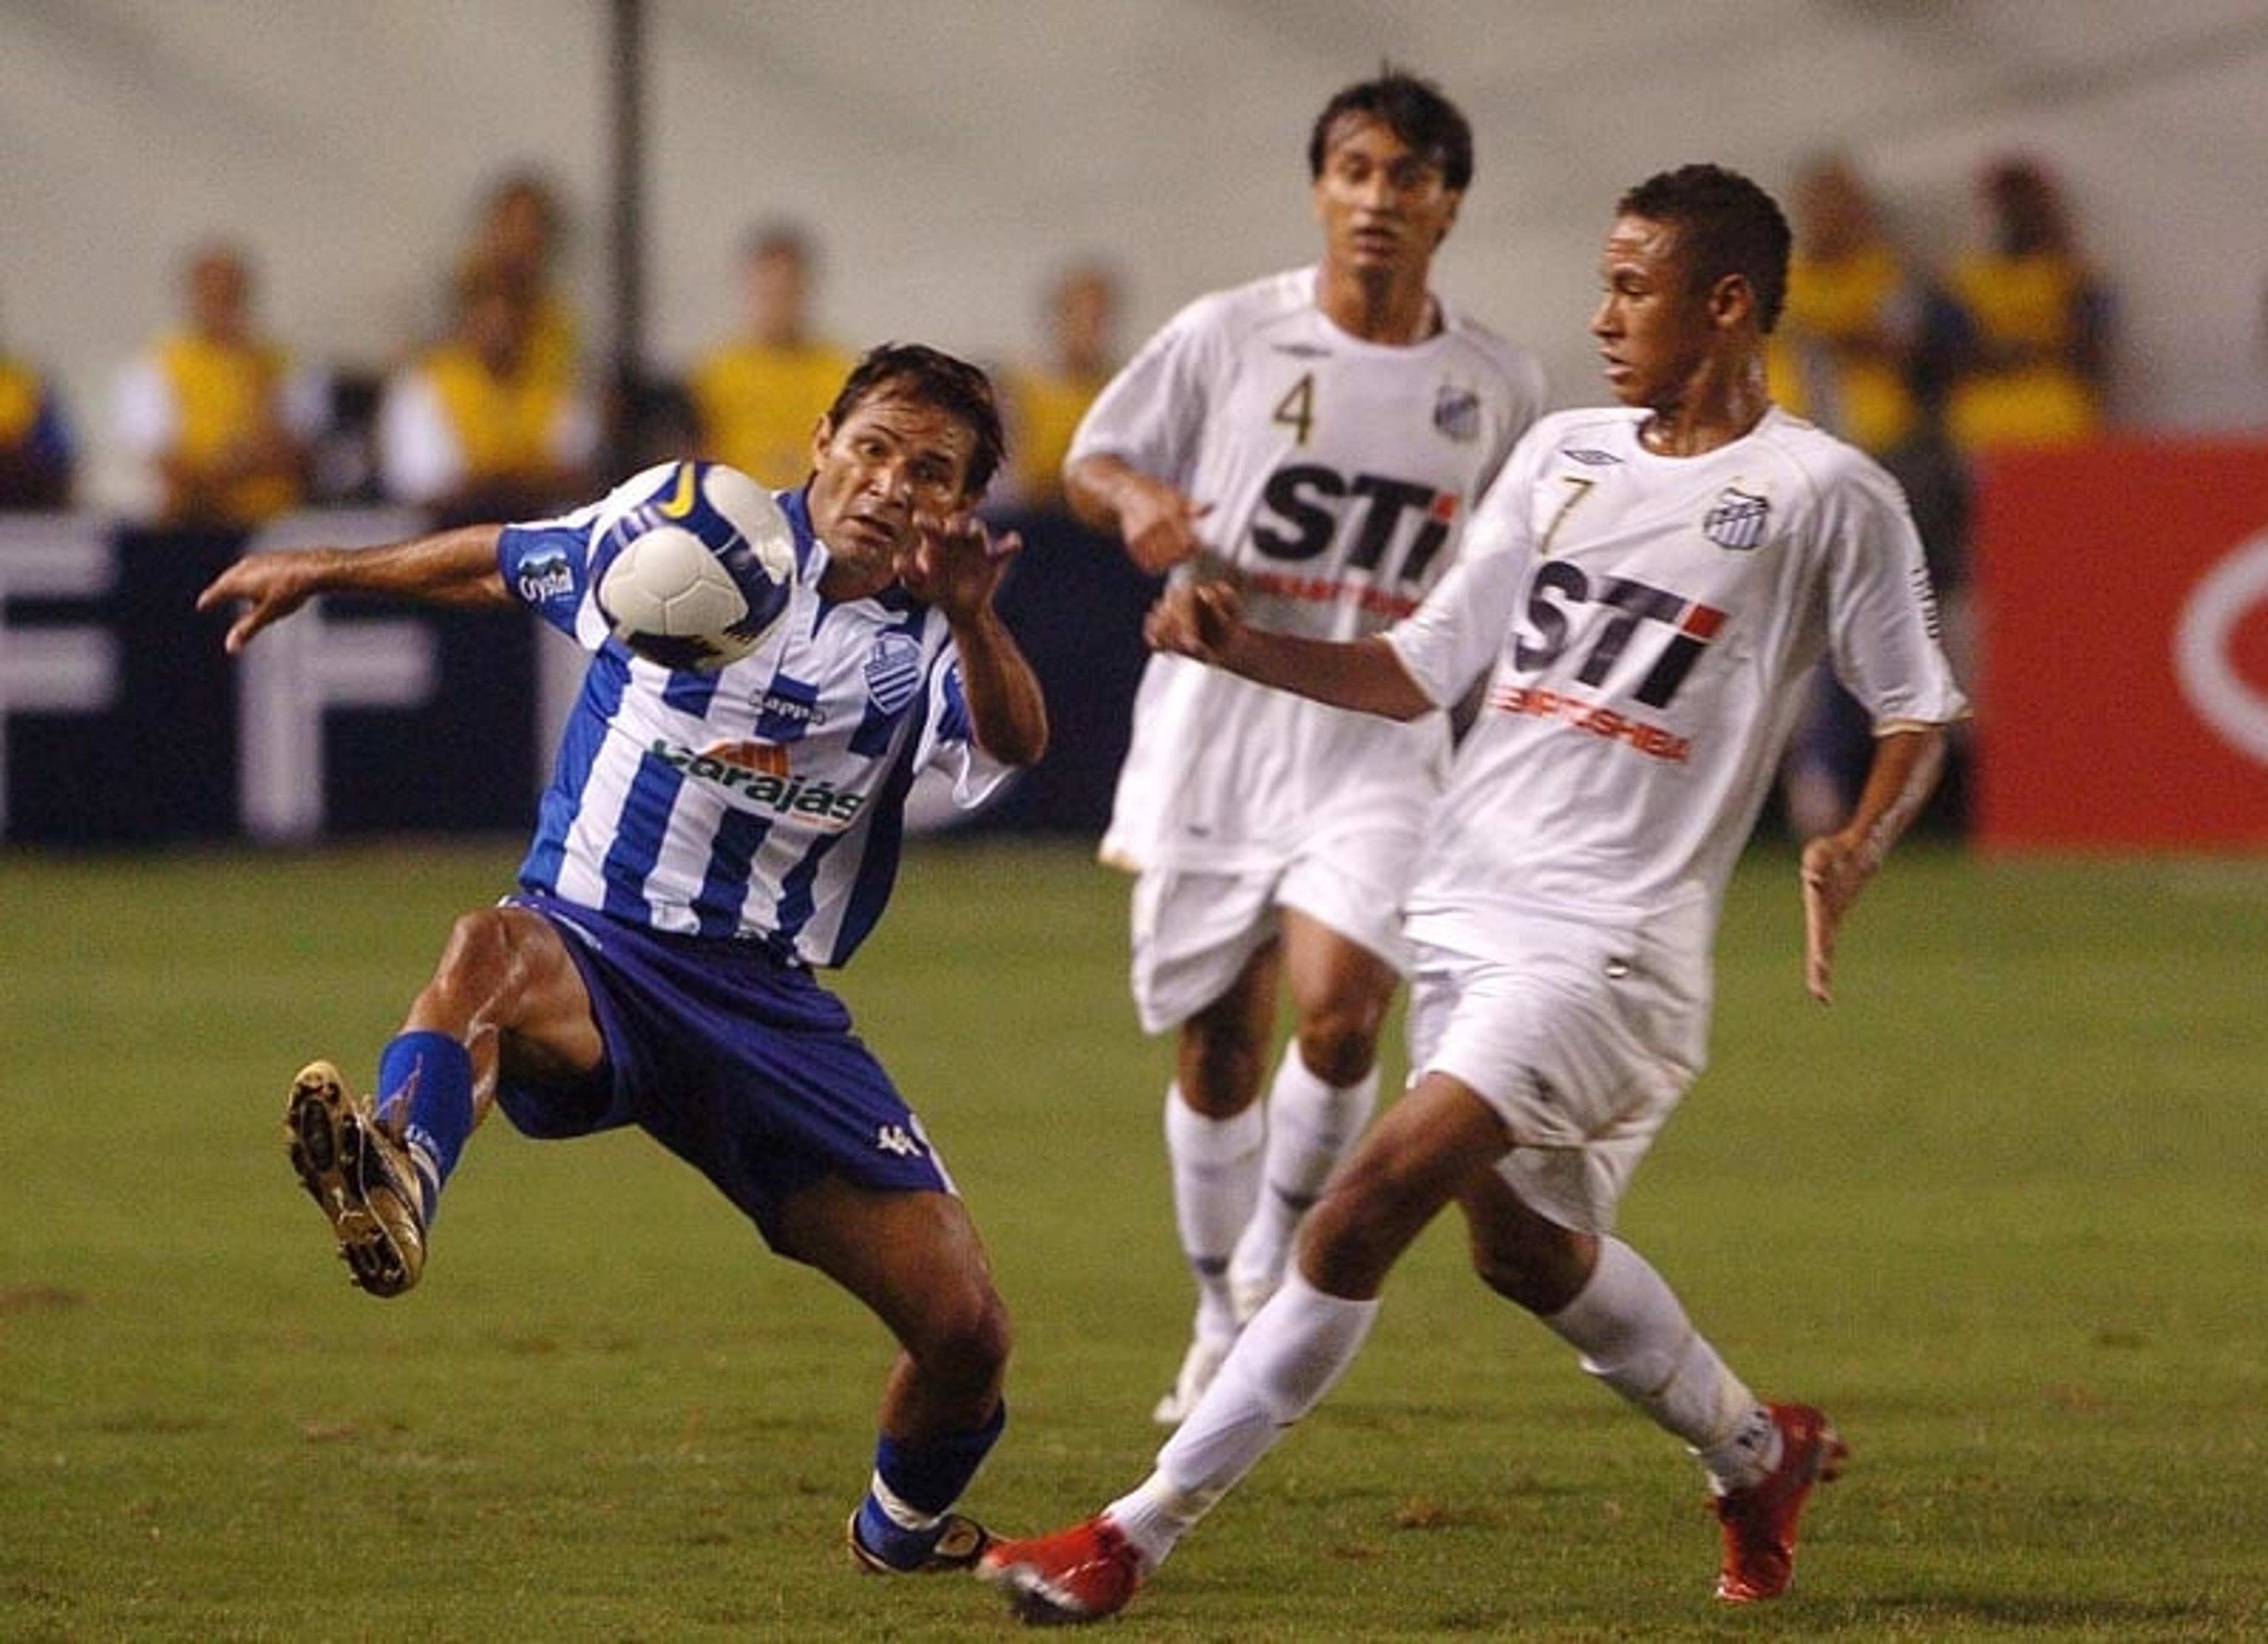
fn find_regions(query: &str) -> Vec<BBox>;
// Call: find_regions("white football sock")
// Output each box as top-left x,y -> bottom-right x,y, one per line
1229,1055 -> 1377,1310
1164,1084 -> 1264,1344
1109,1270 -> 1379,1570
1540,1236 -> 1772,1486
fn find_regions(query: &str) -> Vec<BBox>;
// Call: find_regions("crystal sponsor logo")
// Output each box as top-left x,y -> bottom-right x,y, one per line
650,737 -> 866,825
516,552 -> 576,603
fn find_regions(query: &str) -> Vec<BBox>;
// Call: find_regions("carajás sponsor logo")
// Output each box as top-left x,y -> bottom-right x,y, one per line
649,737 -> 866,825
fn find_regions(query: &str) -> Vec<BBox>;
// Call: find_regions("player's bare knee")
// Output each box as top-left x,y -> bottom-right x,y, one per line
1178,1028 -> 1267,1114
1469,1222 -> 1594,1315
415,908 -> 524,1019
1292,1012 -> 1381,1087
910,1284 -> 1012,1394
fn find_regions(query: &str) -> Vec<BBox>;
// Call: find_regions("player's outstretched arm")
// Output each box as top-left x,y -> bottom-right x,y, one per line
1800,725 -> 1947,1004
900,510 -> 1049,768
195,524 -> 513,653
1145,581 -> 1433,721
1064,454 -> 1213,575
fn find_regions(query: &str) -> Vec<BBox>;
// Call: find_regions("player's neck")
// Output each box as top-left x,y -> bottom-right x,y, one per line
1316,265 -> 1440,347
1639,358 -> 1772,456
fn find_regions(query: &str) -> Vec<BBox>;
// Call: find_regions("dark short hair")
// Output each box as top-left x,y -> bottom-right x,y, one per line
823,342 -> 1008,499
1616,164 -> 1792,332
742,219 -> 816,266
1308,68 -> 1473,193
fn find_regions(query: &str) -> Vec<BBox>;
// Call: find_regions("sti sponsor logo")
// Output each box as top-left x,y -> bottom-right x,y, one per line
516,552 -> 576,602
1513,561 -> 1727,713
1252,464 -> 1461,589
650,738 -> 866,826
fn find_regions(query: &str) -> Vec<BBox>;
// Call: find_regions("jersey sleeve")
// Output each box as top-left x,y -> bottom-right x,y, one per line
1064,291 -> 1223,490
1818,455 -> 1970,731
1384,432 -> 1546,707
494,464 -> 678,645
910,648 -> 1015,811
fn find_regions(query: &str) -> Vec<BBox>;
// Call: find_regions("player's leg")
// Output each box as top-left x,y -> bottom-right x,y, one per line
1153,944 -> 1278,1421
982,1072 -> 1503,1621
1226,909 -> 1397,1322
779,1177 -> 1010,1574
285,903 -> 600,1296
1461,1173 -> 1846,1600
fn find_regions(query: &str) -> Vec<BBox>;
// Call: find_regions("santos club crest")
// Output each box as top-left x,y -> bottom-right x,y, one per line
1703,488 -> 1770,552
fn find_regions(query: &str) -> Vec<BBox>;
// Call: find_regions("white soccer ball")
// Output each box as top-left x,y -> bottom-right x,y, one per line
591,461 -> 796,671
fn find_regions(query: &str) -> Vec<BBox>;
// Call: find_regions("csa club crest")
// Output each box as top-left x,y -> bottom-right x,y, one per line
864,632 -> 923,716
1433,383 -> 1481,442
1703,487 -> 1770,552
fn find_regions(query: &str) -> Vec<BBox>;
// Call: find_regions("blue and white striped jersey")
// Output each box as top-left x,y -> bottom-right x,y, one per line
497,464 -> 1007,968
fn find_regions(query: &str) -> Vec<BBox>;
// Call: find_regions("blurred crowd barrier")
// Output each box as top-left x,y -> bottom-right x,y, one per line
11,440 -> 2264,854
0,507 -> 1154,847
1972,436 -> 2268,850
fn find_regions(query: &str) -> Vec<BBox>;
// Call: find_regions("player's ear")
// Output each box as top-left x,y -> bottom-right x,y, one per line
809,413 -> 835,468
1709,272 -> 1755,331
1434,188 -> 1464,249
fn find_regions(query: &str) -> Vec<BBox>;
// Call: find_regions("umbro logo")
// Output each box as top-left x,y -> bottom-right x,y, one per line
1272,342 -> 1333,359
1563,448 -> 1623,467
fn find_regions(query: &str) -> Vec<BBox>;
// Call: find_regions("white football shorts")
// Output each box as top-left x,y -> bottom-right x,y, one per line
1405,911 -> 1710,1235
1128,830 -> 1413,1035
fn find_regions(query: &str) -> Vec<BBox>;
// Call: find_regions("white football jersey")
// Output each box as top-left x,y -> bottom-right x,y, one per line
497,465 -> 1006,968
1072,266 -> 1547,873
1387,406 -> 1968,964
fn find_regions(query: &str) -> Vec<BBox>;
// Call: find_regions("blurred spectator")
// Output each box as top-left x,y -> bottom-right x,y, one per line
461,166 -> 579,389
112,242 -> 328,527
377,253 -> 599,524
686,222 -> 855,487
0,304 -> 76,509
1941,154 -> 2114,453
1767,156 -> 1969,836
994,259 -> 1123,514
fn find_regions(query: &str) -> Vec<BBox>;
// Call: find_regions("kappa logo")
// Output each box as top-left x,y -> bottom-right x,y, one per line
1433,384 -> 1481,442
1703,488 -> 1770,551
875,1123 -> 925,1158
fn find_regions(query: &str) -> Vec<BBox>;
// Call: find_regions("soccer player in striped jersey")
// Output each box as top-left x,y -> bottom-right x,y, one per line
1065,68 -> 1548,1426
198,342 -> 1046,1578
981,165 -> 1966,1622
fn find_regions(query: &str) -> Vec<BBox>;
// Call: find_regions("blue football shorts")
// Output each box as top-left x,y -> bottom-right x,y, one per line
497,890 -> 958,1251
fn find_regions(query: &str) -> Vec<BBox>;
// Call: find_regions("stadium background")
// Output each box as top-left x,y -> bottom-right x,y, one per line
5,0 -> 2267,850
6,1 -> 2267,451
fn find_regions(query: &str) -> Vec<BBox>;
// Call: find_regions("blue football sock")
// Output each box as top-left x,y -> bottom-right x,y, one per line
374,1030 -> 474,1220
852,1401 -> 1006,1568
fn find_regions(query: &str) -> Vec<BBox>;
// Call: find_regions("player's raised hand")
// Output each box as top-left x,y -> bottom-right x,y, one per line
1144,580 -> 1246,665
1115,474 -> 1214,575
898,510 -> 1022,618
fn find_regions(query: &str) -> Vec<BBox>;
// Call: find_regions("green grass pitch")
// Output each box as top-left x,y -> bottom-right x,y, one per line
4,837 -> 2264,1639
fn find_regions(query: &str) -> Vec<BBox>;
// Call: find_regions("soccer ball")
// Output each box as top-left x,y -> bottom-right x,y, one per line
589,461 -> 796,671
